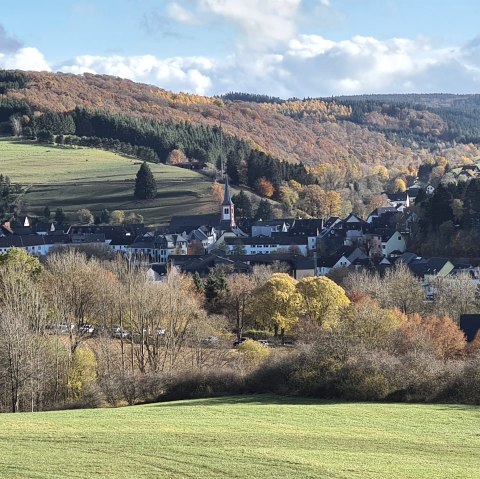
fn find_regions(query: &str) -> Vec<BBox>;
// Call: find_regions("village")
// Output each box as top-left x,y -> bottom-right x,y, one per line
1,178 -> 478,310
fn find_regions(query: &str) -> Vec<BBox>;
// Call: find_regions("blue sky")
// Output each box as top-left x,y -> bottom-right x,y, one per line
1,0 -> 480,97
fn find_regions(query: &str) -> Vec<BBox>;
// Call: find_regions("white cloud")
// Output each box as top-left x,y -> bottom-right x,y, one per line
59,54 -> 214,95
197,0 -> 302,48
3,27 -> 480,99
167,2 -> 198,24
280,34 -> 459,96
0,47 -> 50,71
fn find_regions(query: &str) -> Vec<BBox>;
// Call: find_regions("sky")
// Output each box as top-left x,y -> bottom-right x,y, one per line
1,0 -> 480,98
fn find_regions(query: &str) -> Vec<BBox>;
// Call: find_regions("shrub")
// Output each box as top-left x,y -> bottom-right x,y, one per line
160,369 -> 245,401
237,339 -> 272,370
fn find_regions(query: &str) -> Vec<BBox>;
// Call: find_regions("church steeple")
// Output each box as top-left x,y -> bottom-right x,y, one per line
221,176 -> 235,227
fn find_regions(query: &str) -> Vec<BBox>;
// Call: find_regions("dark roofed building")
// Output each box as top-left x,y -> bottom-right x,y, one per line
169,213 -> 220,233
460,314 -> 480,342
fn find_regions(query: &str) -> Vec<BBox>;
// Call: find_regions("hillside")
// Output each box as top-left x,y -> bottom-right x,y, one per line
0,138 -> 219,224
0,396 -> 478,479
5,71 -> 480,173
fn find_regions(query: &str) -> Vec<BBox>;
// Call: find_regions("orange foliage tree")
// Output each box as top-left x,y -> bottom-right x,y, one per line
401,314 -> 465,359
254,177 -> 275,198
210,182 -> 223,203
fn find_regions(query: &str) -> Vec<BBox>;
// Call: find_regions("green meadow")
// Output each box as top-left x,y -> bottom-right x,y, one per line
0,396 -> 478,479
0,138 -> 218,224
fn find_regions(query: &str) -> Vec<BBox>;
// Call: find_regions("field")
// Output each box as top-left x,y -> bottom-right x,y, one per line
0,395 -> 479,479
0,138 -> 219,225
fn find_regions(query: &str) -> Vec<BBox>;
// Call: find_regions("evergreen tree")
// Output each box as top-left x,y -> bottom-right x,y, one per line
100,209 -> 111,224
255,199 -> 274,221
134,162 -> 157,200
43,206 -> 51,219
192,272 -> 205,292
232,190 -> 253,219
55,208 -> 66,224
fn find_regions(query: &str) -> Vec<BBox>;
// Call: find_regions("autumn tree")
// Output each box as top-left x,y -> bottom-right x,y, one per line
167,149 -> 187,165
336,297 -> 405,350
296,276 -> 350,331
210,181 -> 224,203
400,314 -> 465,359
322,191 -> 342,218
301,185 -> 324,217
279,183 -> 299,213
255,177 -> 275,198
251,273 -> 301,341
134,162 -> 157,200
110,210 -> 125,224
312,163 -> 344,191
76,208 -> 94,224
0,248 -> 42,278
67,348 -> 97,399
393,178 -> 407,193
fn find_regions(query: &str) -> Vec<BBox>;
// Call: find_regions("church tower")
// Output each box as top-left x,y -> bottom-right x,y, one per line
221,176 -> 236,228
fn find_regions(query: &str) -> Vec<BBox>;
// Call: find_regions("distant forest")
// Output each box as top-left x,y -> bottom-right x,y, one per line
3,70 -> 480,215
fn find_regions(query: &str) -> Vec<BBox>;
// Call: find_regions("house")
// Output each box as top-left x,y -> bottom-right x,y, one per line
366,207 -> 398,224
292,257 -> 316,280
317,246 -> 367,276
224,235 -> 309,256
368,229 -> 406,258
251,219 -> 290,237
423,257 -> 455,282
407,185 -> 422,205
152,233 -> 189,263
386,192 -> 410,209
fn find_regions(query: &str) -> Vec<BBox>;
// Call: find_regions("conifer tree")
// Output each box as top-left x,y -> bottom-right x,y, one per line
134,162 -> 157,200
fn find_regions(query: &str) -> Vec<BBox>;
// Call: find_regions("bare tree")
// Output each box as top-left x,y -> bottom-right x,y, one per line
222,273 -> 255,340
0,264 -> 47,412
432,271 -> 477,323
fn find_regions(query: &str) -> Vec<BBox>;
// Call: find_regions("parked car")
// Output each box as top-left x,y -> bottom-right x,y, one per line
202,336 -> 219,347
256,339 -> 272,347
233,337 -> 249,347
48,323 -> 73,335
79,324 -> 95,334
112,326 -> 130,339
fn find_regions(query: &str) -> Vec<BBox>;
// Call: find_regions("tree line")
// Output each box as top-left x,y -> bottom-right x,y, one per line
1,247 -> 479,413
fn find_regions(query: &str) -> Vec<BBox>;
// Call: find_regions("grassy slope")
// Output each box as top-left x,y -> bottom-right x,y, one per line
0,138 -> 218,225
0,396 -> 478,479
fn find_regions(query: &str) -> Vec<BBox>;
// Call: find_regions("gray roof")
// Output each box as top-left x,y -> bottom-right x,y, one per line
222,177 -> 233,206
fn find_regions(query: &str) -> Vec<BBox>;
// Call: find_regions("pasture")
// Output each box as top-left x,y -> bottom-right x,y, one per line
0,138 -> 218,224
0,395 -> 478,479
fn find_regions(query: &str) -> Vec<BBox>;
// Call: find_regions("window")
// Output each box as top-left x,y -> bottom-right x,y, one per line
398,236 -> 401,240
224,208 -> 229,215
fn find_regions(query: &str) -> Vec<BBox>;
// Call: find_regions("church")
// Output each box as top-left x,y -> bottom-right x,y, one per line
168,176 -> 247,251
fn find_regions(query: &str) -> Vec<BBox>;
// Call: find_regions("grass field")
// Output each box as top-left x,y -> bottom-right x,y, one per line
0,138 -> 219,224
0,395 -> 479,479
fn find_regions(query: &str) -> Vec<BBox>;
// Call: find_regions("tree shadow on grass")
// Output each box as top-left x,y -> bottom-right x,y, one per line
149,394 -> 349,408
147,394 -> 480,411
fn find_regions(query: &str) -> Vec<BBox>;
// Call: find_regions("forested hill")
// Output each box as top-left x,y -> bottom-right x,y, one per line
2,70 -> 480,176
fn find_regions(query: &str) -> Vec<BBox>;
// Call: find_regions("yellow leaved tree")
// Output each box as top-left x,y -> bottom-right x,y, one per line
251,273 -> 301,342
296,276 -> 350,331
